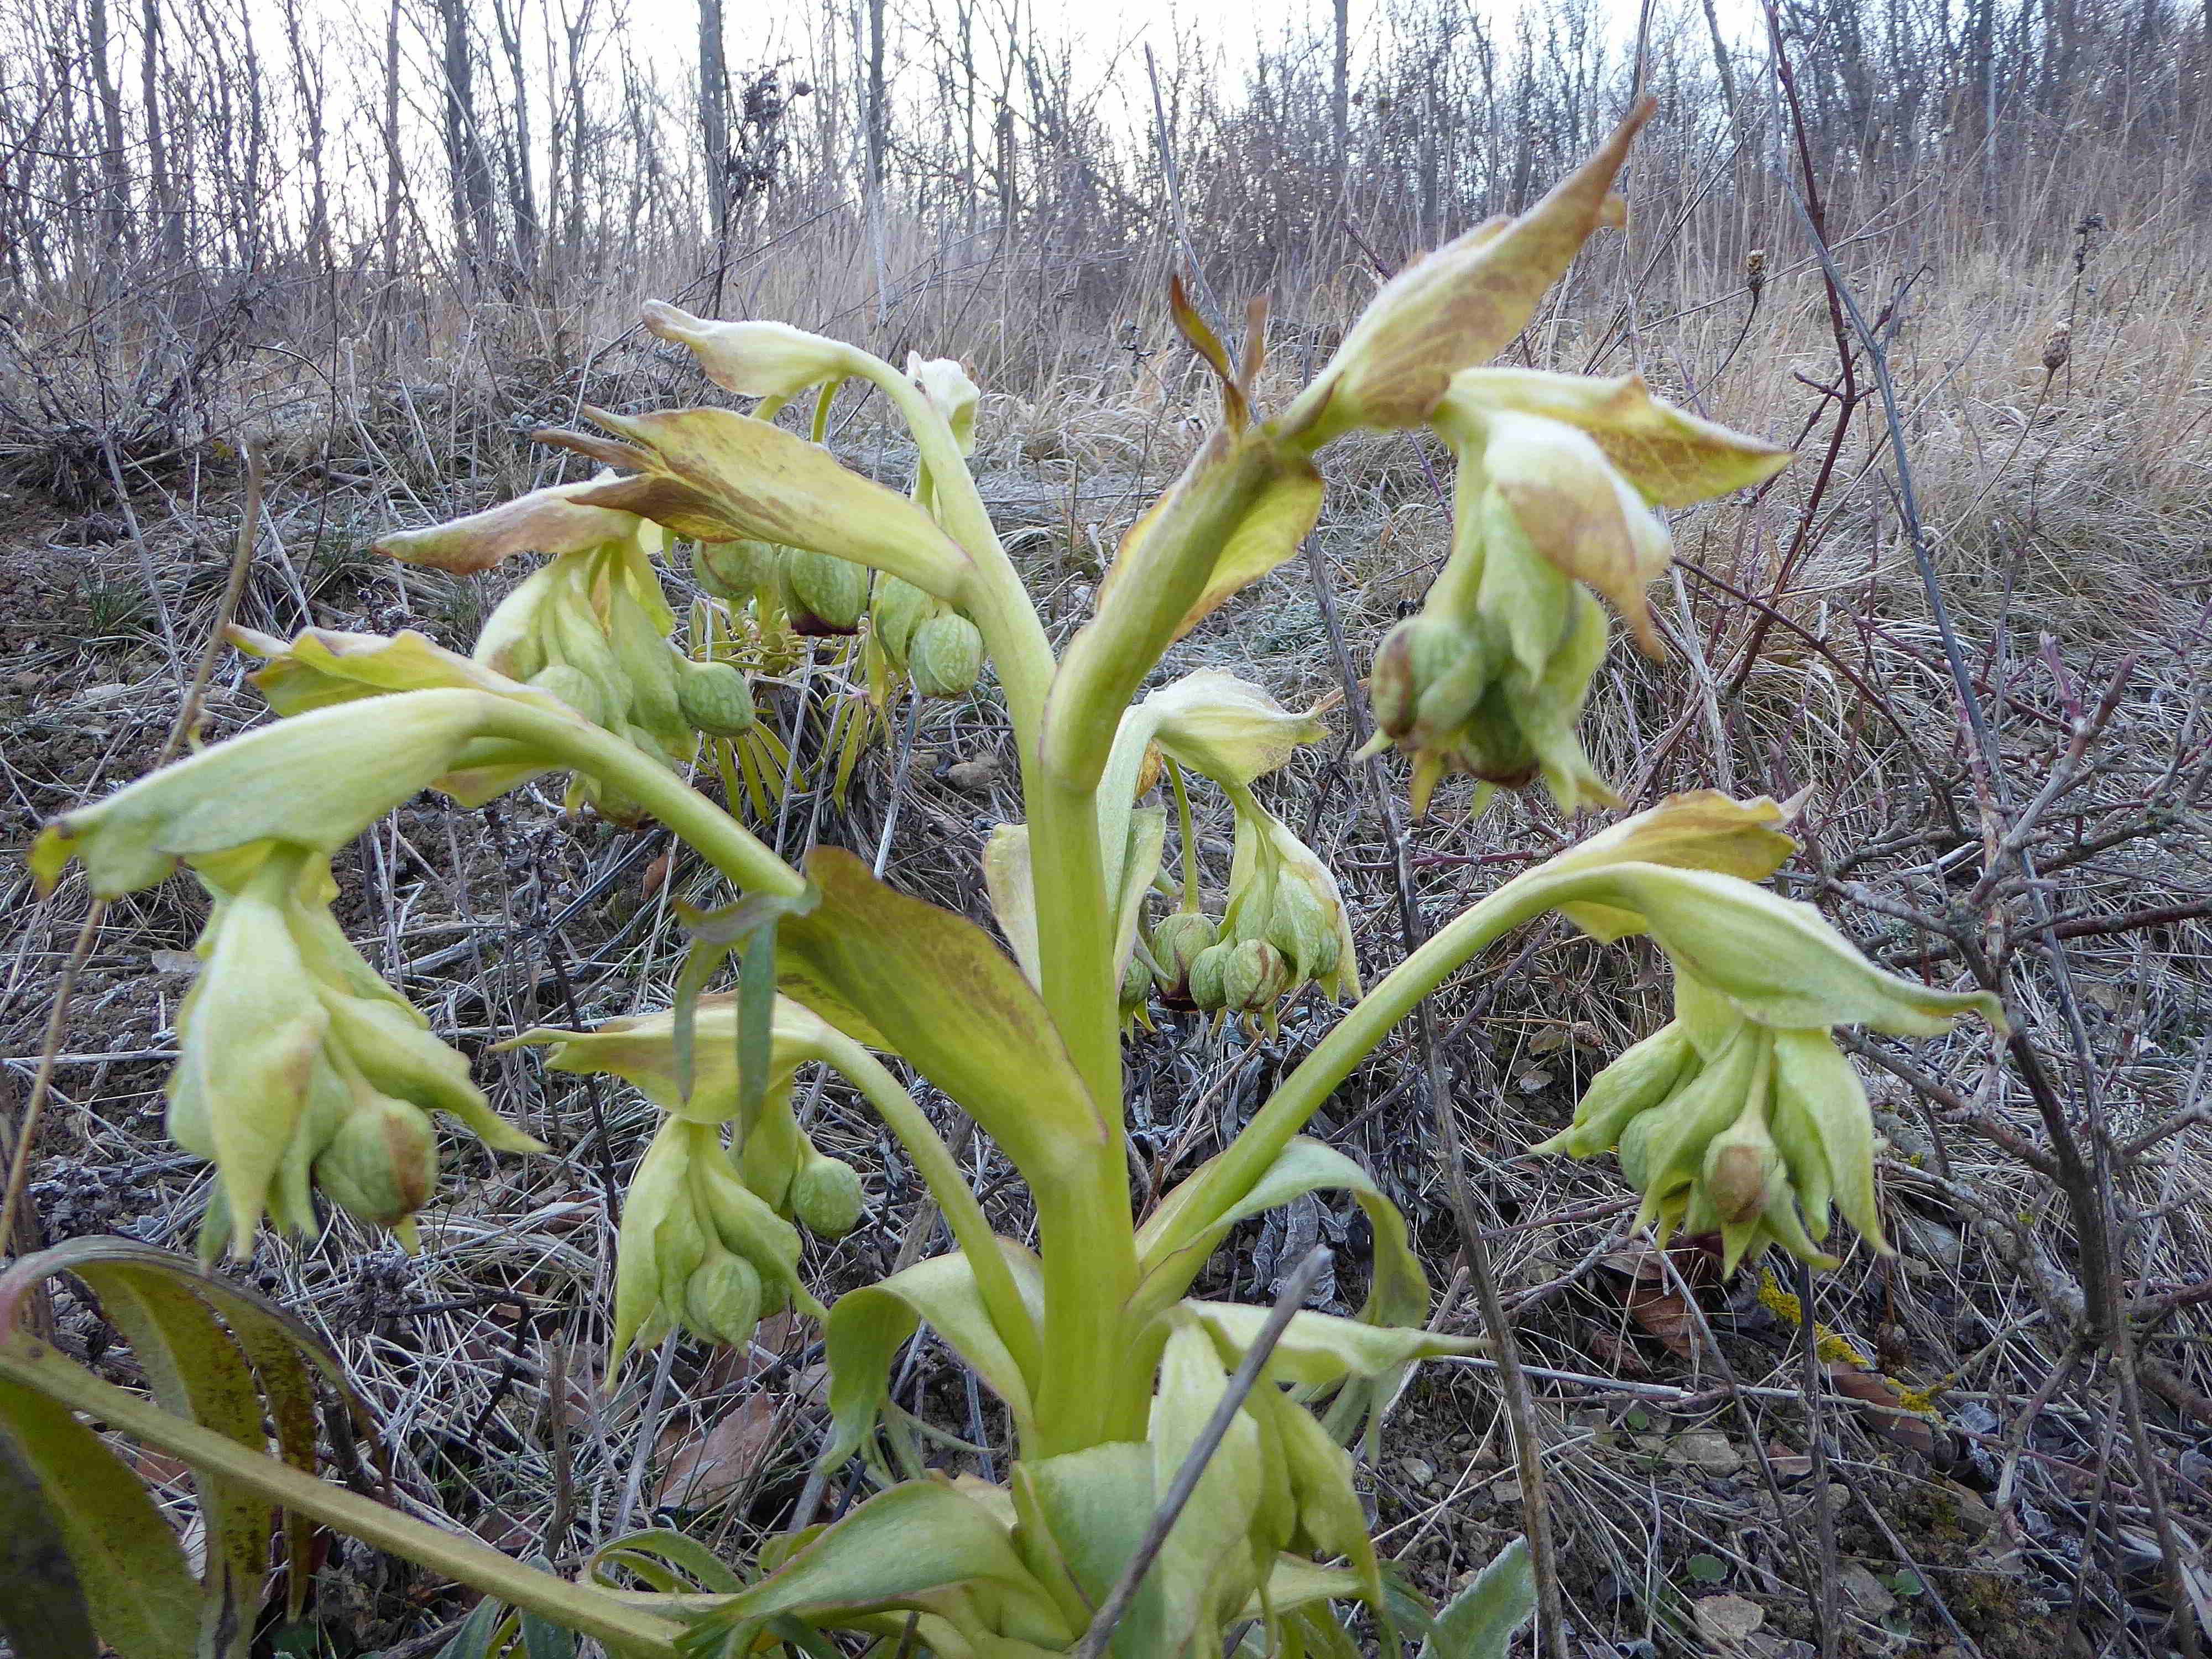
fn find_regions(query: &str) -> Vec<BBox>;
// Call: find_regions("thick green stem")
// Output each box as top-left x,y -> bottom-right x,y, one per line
848,351 -> 1144,1454
1031,1152 -> 1147,1453
477,701 -> 806,901
0,1339 -> 685,1658
815,1036 -> 1043,1385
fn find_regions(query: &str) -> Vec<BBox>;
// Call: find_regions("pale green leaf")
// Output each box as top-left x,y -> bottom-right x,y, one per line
821,1246 -> 1045,1472
0,1375 -> 193,1659
776,848 -> 1109,1185
677,1478 -> 1074,1654
1179,1303 -> 1485,1389
1420,1537 -> 1534,1659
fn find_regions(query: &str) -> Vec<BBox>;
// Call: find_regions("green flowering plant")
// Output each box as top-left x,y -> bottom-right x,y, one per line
1,101 -> 2000,1659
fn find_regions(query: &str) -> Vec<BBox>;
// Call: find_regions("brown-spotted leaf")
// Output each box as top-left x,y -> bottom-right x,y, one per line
536,407 -> 970,602
374,479 -> 640,573
776,847 -> 1108,1183
0,1375 -> 191,1659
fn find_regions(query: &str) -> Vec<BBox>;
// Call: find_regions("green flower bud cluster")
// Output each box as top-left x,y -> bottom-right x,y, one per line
1363,487 -> 1618,821
1147,910 -> 1219,1008
870,572 -> 985,699
171,844 -> 543,1258
1532,972 -> 1890,1274
1359,371 -> 1788,820
1190,793 -> 1361,1033
613,1117 -> 818,1360
509,996 -> 870,1358
732,1083 -> 870,1241
474,531 -> 763,813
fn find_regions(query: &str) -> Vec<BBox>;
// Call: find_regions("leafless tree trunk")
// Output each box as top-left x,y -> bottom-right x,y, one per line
699,0 -> 730,247
435,0 -> 496,280
1332,0 -> 1350,189
85,0 -> 133,266
863,0 -> 889,328
491,0 -> 540,280
140,0 -> 180,267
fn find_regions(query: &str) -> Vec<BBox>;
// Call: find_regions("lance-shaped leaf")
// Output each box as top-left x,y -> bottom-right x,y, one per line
776,847 -> 1110,1183
1243,1387 -> 1385,1621
677,1477 -> 1077,1655
0,1381 -> 191,1659
374,478 -> 643,574
1526,862 -> 2006,1035
227,626 -> 567,717
1547,790 -> 1798,886
980,824 -> 1042,988
1147,1321 -> 1270,1655
1291,97 -> 1654,440
1420,1538 -> 1535,1659
1047,425 -> 1323,782
820,1245 -> 1045,1471
1140,670 -> 1329,789
1446,368 -> 1790,507
644,302 -> 870,399
1010,1444 -> 1166,1656
1136,1139 -> 1425,1333
1179,1302 -> 1485,1390
0,1240 -> 379,1658
536,407 -> 971,602
29,690 -> 544,898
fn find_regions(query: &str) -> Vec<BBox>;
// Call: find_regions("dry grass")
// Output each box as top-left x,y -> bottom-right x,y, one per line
5,3 -> 2212,1652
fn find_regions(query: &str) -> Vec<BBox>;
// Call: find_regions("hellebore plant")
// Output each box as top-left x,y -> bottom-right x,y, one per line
2,101 -> 2001,1659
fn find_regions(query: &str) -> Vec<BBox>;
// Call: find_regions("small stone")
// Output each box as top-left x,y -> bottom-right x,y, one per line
1838,1561 -> 1897,1614
1397,1457 -> 1435,1486
1668,1430 -> 1744,1476
1694,1593 -> 1766,1647
943,757 -> 1000,792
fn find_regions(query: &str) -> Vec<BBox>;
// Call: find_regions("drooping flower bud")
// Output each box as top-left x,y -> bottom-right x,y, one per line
869,573 -> 933,667
908,613 -> 985,698
1219,938 -> 1294,1030
684,1254 -> 765,1349
791,1153 -> 868,1239
610,1116 -> 815,1365
311,1092 -> 440,1230
781,549 -> 869,635
674,656 -> 758,735
1150,912 -> 1220,1005
121,844 -> 545,1257
1186,941 -> 1233,1013
1119,947 -> 1156,1029
1220,793 -> 1361,1001
692,538 -> 781,602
